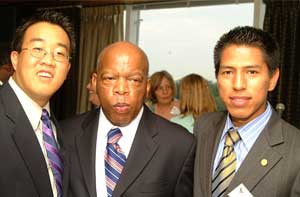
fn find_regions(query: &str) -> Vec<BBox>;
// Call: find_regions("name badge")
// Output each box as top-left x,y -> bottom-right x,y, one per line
228,183 -> 253,197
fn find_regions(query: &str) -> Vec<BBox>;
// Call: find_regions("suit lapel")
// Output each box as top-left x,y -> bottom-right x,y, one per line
204,113 -> 226,196
51,113 -> 64,149
51,114 -> 68,186
2,84 -> 52,196
113,107 -> 158,196
75,109 -> 99,197
226,111 -> 283,194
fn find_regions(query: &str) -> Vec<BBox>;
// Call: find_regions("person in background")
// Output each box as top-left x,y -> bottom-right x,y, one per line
171,73 -> 216,133
86,68 -> 100,107
0,58 -> 14,86
147,70 -> 180,120
61,41 -> 195,197
193,26 -> 300,197
0,10 -> 75,197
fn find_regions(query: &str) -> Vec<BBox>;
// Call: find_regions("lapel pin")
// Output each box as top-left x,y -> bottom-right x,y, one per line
260,159 -> 268,167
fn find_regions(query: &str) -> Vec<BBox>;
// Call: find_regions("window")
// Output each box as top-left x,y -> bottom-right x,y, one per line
138,3 -> 254,81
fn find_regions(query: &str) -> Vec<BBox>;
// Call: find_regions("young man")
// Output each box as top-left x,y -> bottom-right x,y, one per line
194,26 -> 300,197
61,41 -> 195,197
0,10 -> 75,197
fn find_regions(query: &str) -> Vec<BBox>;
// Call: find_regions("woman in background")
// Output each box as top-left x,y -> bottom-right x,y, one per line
147,70 -> 180,120
171,73 -> 216,133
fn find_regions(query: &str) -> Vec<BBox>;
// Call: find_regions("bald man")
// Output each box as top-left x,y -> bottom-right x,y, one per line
61,41 -> 195,197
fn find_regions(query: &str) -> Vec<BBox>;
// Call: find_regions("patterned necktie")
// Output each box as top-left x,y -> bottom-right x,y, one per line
212,128 -> 241,197
105,128 -> 126,197
41,109 -> 63,197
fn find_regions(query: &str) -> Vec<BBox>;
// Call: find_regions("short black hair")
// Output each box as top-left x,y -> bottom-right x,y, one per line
214,26 -> 279,76
11,10 -> 75,54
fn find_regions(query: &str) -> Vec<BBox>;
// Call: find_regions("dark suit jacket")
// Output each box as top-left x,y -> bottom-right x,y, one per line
193,110 -> 300,197
0,83 -> 63,197
61,106 -> 195,197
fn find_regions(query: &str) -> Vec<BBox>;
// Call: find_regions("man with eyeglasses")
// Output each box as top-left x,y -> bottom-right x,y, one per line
0,10 -> 75,197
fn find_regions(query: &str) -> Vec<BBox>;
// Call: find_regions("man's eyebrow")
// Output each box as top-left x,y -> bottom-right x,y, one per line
29,38 -> 69,50
57,43 -> 69,50
244,65 -> 261,69
29,38 -> 44,43
219,65 -> 261,69
219,65 -> 234,69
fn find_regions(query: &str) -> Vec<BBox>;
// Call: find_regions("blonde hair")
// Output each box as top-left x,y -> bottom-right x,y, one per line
179,74 -> 216,118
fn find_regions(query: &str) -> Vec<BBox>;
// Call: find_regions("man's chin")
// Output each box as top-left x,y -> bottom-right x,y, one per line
110,118 -> 131,127
106,112 -> 128,125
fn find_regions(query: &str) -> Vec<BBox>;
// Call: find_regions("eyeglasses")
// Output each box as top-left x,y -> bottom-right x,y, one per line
22,47 -> 71,63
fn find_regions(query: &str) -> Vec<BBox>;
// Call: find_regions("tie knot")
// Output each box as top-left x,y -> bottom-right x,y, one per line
41,109 -> 50,119
41,109 -> 52,129
225,128 -> 240,146
107,128 -> 122,144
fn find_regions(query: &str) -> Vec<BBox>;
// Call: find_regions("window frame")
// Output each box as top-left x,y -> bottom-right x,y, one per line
125,0 -> 265,45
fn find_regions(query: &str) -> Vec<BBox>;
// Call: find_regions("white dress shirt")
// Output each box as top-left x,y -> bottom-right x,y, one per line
95,107 -> 144,196
9,78 -> 58,197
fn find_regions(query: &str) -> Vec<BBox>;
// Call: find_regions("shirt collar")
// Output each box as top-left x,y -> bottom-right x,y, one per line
8,77 -> 50,130
99,106 -> 144,138
223,102 -> 272,145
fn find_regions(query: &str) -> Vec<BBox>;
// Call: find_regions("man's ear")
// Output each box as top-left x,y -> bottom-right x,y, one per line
10,51 -> 19,71
146,78 -> 150,96
268,67 -> 280,91
92,72 -> 98,86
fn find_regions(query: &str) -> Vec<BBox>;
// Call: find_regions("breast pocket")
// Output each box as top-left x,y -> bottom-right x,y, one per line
139,180 -> 170,194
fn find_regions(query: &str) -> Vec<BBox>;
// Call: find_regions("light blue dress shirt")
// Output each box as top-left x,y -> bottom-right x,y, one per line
213,102 -> 273,174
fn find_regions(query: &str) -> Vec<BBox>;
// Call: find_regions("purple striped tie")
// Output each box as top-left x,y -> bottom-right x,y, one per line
41,109 -> 63,197
105,128 -> 126,197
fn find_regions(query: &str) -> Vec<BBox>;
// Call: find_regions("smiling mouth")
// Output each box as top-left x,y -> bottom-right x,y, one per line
230,96 -> 251,107
37,71 -> 53,78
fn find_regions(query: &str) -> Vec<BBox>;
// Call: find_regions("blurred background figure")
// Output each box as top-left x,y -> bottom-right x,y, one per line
171,73 -> 216,133
86,69 -> 100,107
0,59 -> 14,86
147,70 -> 180,120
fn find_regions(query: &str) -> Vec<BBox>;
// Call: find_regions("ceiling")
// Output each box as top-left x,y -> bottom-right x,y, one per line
0,0 -> 170,7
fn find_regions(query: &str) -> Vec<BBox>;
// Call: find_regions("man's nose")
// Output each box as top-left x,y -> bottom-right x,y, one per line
233,73 -> 246,90
114,78 -> 129,95
40,51 -> 55,66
